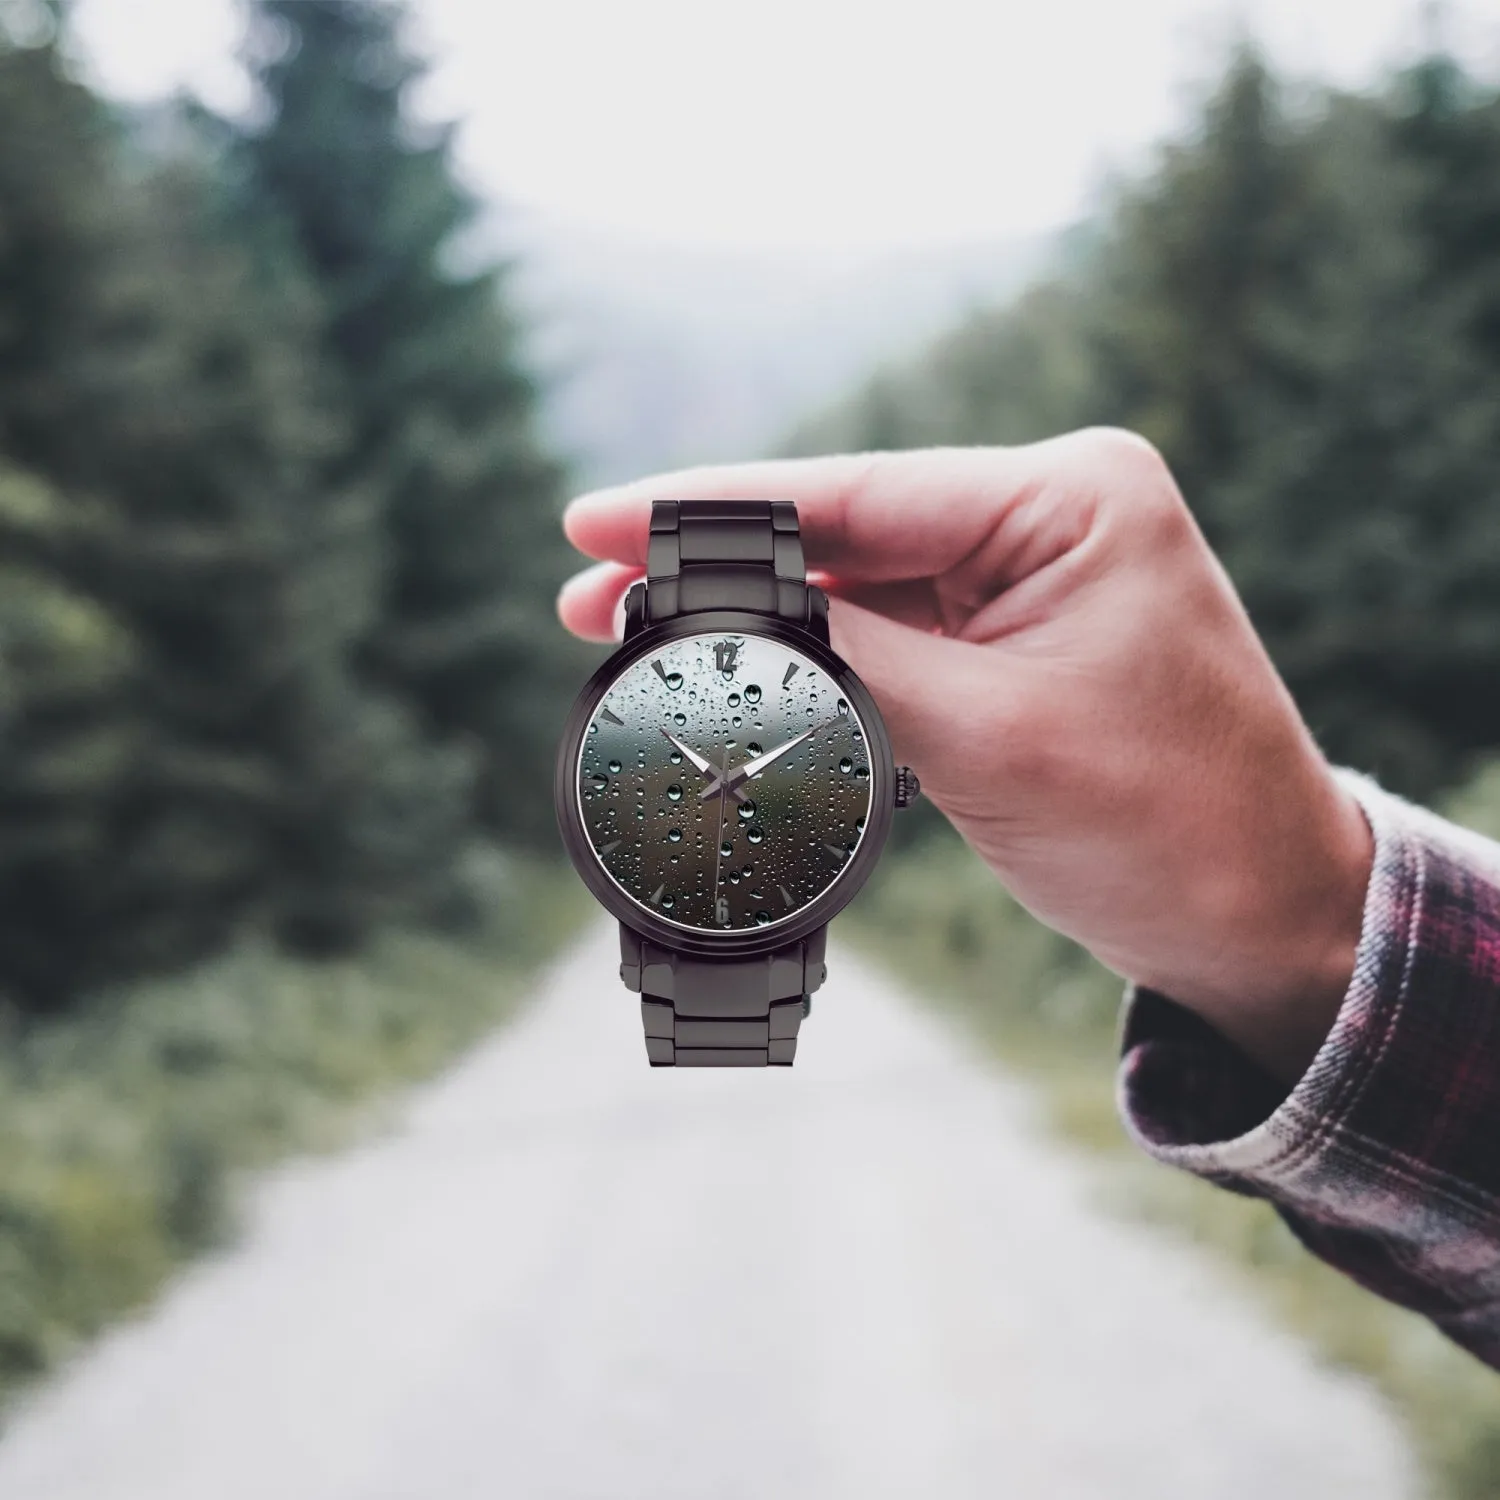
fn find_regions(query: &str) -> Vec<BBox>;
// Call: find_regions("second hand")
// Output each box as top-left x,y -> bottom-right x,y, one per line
711,743 -> 730,925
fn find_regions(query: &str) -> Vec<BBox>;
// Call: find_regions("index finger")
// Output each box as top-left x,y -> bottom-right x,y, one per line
562,441 -> 1085,586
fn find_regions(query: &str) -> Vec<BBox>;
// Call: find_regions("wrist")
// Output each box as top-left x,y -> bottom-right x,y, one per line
1163,771 -> 1375,1085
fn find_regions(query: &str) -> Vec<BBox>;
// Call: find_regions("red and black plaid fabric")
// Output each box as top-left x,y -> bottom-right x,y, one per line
1118,773 -> 1500,1368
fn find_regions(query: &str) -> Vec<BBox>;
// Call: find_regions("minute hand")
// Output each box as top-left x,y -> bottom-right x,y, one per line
698,719 -> 839,801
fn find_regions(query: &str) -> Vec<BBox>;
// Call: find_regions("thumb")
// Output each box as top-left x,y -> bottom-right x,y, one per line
826,597 -> 990,782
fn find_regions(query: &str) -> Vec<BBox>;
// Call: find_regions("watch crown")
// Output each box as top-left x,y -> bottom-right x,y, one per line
894,766 -> 921,809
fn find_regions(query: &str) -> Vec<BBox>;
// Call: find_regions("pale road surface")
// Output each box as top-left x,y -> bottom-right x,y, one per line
0,924 -> 1418,1500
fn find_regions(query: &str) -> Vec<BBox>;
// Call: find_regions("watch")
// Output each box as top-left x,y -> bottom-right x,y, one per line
554,499 -> 920,1067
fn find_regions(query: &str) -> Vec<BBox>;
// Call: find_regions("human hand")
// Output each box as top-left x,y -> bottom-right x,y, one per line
558,431 -> 1373,1082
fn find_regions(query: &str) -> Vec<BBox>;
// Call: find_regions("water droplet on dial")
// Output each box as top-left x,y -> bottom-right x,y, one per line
720,842 -> 733,858
838,757 -> 853,774
607,759 -> 622,774
669,750 -> 683,765
667,828 -> 682,843
591,774 -> 609,789
855,766 -> 870,780
746,826 -> 764,845
737,799 -> 757,822
745,684 -> 762,705
665,671 -> 683,690
666,784 -> 684,802
754,911 -> 771,925
673,712 -> 687,727
727,692 -> 741,708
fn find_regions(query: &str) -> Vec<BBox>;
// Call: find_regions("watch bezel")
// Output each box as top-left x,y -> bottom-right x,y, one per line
554,610 -> 895,958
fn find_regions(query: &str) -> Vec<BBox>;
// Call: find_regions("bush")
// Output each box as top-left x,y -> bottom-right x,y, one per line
0,853 -> 587,1406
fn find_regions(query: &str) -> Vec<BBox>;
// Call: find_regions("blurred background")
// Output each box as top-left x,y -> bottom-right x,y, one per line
2,0 -> 1500,1495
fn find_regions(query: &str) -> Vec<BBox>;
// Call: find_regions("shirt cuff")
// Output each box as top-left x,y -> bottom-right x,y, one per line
1117,770 -> 1414,1183
1117,771 -> 1500,1351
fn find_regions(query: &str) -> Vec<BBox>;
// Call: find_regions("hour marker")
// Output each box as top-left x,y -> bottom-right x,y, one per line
824,843 -> 847,861
649,883 -> 666,905
782,663 -> 799,687
598,839 -> 622,855
779,884 -> 795,907
599,706 -> 624,726
651,659 -> 670,685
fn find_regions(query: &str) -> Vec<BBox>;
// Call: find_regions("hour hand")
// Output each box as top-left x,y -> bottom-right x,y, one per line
661,728 -> 748,802
660,727 -> 712,775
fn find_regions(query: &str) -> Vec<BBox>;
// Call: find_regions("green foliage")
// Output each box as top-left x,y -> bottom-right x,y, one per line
0,41 -> 467,997
0,7 -> 585,1010
797,48 -> 1500,802
0,857 -> 588,1404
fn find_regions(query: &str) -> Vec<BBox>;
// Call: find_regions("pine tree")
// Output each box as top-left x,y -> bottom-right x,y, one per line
240,0 -> 581,845
0,30 -> 474,1005
0,463 -> 136,1006
1085,51 -> 1341,544
1102,53 -> 1500,793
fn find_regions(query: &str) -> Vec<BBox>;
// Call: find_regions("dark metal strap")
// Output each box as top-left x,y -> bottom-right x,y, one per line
630,500 -> 828,1066
645,499 -> 811,625
620,926 -> 828,1067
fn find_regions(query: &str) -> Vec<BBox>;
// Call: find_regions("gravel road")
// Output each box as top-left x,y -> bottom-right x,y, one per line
0,923 -> 1417,1500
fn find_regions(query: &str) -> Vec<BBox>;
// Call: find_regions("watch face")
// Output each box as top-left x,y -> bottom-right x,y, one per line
574,631 -> 876,933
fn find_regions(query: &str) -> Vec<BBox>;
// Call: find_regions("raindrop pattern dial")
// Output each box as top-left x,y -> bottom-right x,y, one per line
576,633 -> 875,933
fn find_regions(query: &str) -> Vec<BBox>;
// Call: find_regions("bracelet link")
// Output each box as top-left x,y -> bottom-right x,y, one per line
621,925 -> 826,1066
645,498 -> 808,626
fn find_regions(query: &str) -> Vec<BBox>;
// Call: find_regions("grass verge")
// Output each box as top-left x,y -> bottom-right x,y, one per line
0,853 -> 590,1415
845,830 -> 1500,1500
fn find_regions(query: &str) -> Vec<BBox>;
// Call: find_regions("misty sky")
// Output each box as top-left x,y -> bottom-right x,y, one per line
73,0 -> 1500,258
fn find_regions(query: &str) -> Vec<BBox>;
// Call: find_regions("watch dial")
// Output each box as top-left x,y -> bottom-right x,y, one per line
576,632 -> 875,933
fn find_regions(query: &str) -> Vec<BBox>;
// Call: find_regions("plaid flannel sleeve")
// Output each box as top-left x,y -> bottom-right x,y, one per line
1118,771 -> 1500,1367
